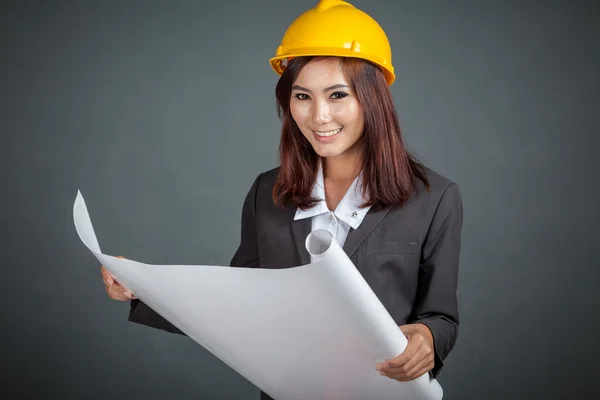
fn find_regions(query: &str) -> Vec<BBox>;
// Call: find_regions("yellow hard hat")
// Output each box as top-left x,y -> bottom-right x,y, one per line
270,0 -> 395,85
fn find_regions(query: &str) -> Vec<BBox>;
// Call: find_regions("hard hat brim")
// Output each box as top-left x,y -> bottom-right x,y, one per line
269,48 -> 395,86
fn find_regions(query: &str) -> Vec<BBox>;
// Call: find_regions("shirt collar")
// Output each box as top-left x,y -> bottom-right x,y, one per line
294,161 -> 371,229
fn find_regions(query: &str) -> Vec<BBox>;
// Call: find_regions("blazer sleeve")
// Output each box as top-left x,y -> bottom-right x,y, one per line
229,172 -> 262,268
127,173 -> 263,333
409,182 -> 463,377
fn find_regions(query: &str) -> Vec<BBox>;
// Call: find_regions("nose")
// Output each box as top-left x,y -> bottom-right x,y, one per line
312,98 -> 332,125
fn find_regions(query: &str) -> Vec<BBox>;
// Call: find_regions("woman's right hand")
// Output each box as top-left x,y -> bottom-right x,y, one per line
101,256 -> 136,300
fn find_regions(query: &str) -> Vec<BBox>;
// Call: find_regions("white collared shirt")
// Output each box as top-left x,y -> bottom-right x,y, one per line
294,163 -> 371,258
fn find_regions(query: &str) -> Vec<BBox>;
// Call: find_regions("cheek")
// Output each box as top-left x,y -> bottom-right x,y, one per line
333,103 -> 362,127
290,102 -> 309,126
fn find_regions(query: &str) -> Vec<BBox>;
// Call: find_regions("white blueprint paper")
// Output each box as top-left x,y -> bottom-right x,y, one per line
73,191 -> 443,400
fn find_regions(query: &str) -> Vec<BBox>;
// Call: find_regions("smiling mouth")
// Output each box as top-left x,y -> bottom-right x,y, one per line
313,128 -> 342,137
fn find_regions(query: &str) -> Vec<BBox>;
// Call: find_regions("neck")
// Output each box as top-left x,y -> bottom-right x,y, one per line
322,152 -> 362,182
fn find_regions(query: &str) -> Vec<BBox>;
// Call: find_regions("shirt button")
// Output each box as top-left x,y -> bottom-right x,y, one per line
328,212 -> 334,220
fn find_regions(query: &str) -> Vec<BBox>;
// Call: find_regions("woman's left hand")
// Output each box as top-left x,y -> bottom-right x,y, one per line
376,323 -> 435,382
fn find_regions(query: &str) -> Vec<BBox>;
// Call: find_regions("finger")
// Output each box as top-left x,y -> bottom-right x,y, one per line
104,275 -> 124,292
398,324 -> 415,336
106,285 -> 129,301
405,359 -> 434,380
383,335 -> 424,369
101,266 -> 122,288
106,284 -> 136,300
101,270 -> 116,287
391,342 -> 432,375
384,354 -> 433,381
383,342 -> 434,380
101,256 -> 127,284
100,266 -> 113,286
109,283 -> 136,299
387,360 -> 433,382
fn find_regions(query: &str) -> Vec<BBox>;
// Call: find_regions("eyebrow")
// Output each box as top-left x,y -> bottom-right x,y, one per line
292,84 -> 349,93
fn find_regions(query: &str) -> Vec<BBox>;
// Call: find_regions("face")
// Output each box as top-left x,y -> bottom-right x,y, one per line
290,58 -> 365,161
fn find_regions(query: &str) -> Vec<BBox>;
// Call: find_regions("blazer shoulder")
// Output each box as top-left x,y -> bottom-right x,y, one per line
246,166 -> 281,210
411,166 -> 462,209
251,166 -> 280,197
256,166 -> 280,186
423,166 -> 459,192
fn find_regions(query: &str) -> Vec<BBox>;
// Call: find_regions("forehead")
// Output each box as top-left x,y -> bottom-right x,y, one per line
293,58 -> 348,86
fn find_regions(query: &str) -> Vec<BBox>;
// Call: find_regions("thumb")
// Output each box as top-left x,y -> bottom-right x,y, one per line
399,323 -> 425,337
399,324 -> 413,337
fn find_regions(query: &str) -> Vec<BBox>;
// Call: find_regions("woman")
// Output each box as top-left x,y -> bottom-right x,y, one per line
101,1 -> 462,398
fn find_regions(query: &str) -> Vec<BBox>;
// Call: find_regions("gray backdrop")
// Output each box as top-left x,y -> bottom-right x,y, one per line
2,0 -> 598,399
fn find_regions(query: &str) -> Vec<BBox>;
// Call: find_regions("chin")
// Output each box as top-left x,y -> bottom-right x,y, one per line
313,147 -> 344,158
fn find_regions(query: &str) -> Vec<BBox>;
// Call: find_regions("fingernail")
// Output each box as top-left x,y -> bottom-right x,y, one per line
123,291 -> 132,298
107,277 -> 113,286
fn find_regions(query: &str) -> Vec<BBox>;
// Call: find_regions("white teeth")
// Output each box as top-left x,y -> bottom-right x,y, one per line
314,128 -> 342,137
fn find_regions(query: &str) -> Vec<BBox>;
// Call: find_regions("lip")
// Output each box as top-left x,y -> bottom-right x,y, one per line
313,128 -> 342,143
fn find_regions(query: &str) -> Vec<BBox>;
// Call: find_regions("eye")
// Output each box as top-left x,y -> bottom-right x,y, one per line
330,91 -> 349,99
294,93 -> 310,100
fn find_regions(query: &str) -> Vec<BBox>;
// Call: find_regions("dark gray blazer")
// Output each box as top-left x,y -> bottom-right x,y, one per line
128,166 -> 463,400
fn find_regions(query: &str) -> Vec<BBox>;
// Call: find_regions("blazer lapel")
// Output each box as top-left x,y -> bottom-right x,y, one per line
343,207 -> 392,258
291,217 -> 312,265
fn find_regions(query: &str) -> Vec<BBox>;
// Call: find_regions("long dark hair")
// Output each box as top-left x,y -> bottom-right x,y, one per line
272,56 -> 430,210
